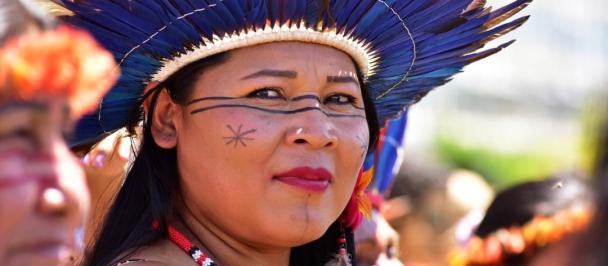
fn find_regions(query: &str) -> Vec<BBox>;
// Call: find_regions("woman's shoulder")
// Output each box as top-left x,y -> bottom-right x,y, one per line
115,259 -> 167,266
113,239 -> 197,266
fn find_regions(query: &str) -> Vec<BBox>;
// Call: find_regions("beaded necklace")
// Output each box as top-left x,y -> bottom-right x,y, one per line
166,225 -> 217,266
163,223 -> 349,265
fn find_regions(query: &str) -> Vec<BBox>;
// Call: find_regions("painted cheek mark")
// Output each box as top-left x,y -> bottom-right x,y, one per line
0,175 -> 55,188
0,153 -> 55,188
357,134 -> 368,159
223,124 -> 257,148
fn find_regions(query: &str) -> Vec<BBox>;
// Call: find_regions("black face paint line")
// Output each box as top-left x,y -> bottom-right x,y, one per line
187,96 -> 239,106
223,124 -> 257,148
187,95 -> 365,110
291,94 -> 322,102
190,104 -> 366,119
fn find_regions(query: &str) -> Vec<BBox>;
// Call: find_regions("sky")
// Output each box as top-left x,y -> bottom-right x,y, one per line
404,0 -> 606,171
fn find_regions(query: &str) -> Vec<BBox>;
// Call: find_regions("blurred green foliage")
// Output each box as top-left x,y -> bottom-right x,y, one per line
434,136 -> 565,189
580,95 -> 608,174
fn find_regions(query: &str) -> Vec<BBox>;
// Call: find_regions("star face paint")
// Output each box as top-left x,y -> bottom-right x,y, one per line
223,124 -> 257,148
173,42 -> 370,248
356,134 -> 369,159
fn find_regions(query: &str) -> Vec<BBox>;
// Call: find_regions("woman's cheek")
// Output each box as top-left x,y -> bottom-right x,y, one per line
183,111 -> 280,178
215,113 -> 281,151
339,122 -> 369,189
55,142 -> 90,227
340,120 -> 369,163
0,185 -> 36,252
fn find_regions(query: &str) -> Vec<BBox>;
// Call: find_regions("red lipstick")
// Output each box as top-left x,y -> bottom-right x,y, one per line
274,167 -> 333,192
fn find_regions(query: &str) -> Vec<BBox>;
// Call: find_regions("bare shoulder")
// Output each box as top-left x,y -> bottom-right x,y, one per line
115,260 -> 168,266
114,239 -> 197,266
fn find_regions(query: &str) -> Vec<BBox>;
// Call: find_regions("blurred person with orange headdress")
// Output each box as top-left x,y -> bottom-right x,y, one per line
0,0 -> 118,265
449,176 -> 593,266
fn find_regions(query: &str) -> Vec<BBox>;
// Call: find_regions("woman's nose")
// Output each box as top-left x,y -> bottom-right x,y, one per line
285,112 -> 339,149
36,143 -> 84,220
38,184 -> 68,216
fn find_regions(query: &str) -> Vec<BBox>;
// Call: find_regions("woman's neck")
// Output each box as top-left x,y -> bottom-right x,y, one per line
175,203 -> 291,266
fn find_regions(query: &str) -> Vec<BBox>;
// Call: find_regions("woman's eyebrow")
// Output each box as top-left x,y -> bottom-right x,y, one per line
0,101 -> 46,115
241,69 -> 297,80
326,75 -> 359,86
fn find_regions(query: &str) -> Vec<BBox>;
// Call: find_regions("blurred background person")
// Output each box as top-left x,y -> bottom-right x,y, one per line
355,208 -> 402,266
386,0 -> 606,264
0,0 -> 117,265
448,177 -> 593,266
570,95 -> 608,266
355,112 -> 408,266
354,101 -> 493,266
73,128 -> 136,248
389,159 -> 494,266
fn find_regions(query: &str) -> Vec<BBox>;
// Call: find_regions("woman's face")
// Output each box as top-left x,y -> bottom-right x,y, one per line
0,98 -> 89,266
170,42 -> 369,248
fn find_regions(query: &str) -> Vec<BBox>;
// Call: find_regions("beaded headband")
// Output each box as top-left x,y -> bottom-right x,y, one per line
448,203 -> 593,266
0,24 -> 118,117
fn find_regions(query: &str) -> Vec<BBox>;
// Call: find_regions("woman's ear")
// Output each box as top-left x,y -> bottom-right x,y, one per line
143,81 -> 160,114
150,88 -> 178,149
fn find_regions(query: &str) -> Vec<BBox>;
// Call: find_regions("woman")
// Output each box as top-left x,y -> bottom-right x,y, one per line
53,0 -> 533,265
0,0 -> 117,265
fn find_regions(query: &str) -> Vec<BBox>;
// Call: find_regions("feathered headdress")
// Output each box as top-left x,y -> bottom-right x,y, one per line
0,0 -> 118,117
371,111 -> 408,195
341,111 -> 408,229
47,0 -> 532,146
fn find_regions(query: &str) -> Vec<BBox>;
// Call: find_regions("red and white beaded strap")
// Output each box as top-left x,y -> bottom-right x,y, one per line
166,225 -> 217,266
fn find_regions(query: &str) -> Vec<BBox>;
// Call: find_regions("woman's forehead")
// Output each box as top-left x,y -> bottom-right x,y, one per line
0,100 -> 70,127
191,42 -> 360,94
228,42 -> 357,72
0,98 -> 68,114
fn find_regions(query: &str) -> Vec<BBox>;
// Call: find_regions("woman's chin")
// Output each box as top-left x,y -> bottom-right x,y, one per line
259,210 -> 335,246
275,227 -> 328,247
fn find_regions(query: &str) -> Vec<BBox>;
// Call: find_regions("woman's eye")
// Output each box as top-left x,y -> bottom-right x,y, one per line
10,128 -> 37,144
62,130 -> 73,142
325,94 -> 357,105
247,88 -> 284,99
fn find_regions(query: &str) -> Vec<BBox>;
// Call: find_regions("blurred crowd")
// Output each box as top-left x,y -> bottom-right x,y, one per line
0,0 -> 606,266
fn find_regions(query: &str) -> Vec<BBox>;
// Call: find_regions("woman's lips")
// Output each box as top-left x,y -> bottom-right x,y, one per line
274,167 -> 333,193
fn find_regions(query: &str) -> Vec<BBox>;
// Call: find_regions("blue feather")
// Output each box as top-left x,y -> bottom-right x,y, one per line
370,111 -> 408,194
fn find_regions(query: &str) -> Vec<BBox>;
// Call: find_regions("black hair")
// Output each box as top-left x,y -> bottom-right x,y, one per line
83,52 -> 231,266
475,177 -> 589,238
84,49 -> 379,265
474,177 -> 589,265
